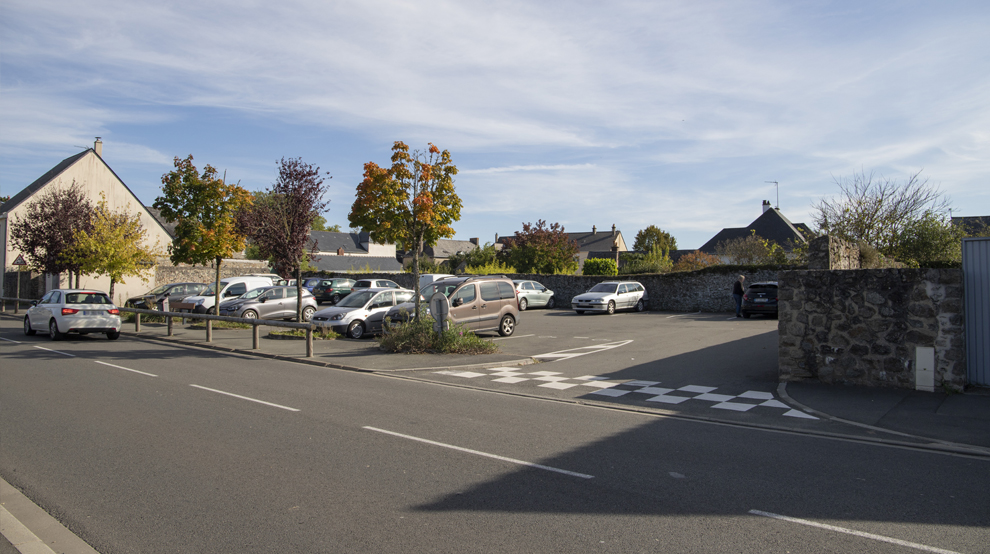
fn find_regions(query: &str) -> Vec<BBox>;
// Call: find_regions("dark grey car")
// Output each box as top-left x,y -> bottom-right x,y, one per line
217,286 -> 318,321
125,282 -> 206,310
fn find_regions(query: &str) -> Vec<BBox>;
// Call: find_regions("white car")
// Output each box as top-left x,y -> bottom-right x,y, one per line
24,289 -> 122,340
571,281 -> 647,314
311,287 -> 414,339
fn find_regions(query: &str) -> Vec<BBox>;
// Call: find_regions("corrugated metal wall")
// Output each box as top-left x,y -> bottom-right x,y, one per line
963,237 -> 990,387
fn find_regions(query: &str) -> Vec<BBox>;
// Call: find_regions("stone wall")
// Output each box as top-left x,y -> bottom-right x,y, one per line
807,235 -> 860,270
304,268 -> 783,312
778,268 -> 966,391
2,271 -> 44,298
156,259 -> 273,285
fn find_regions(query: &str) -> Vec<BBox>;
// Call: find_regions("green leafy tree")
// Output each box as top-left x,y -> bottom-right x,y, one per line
892,212 -> 966,266
446,242 -> 499,273
716,232 -> 787,264
70,194 -> 163,301
672,250 -> 722,272
583,258 -> 618,276
311,214 -> 342,232
349,142 -> 461,320
502,220 -> 579,274
153,155 -> 252,311
633,225 -> 677,252
620,245 -> 673,274
238,158 -> 331,320
813,169 -> 951,256
9,181 -> 93,287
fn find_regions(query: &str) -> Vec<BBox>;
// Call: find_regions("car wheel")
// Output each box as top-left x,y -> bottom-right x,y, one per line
498,314 -> 515,337
331,293 -> 341,304
518,298 -> 528,311
742,312 -> 751,319
347,320 -> 366,339
243,310 -> 258,319
546,297 -> 555,309
302,306 -> 315,321
575,310 -> 584,314
49,319 -> 64,341
107,330 -> 120,340
635,299 -> 645,312
606,301 -> 615,315
24,317 -> 36,336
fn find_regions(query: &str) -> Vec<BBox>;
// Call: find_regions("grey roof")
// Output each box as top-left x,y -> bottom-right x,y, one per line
0,150 -> 90,215
307,231 -> 371,253
309,255 -> 403,273
699,208 -> 810,253
496,228 -> 625,252
145,207 -> 177,238
425,239 -> 478,259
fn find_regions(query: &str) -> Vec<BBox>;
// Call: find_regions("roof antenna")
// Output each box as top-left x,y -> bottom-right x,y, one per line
765,181 -> 779,209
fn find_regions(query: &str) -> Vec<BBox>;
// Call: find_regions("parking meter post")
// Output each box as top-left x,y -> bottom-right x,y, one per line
253,323 -> 260,349
306,327 -> 314,357
135,312 -> 141,332
167,315 -> 174,336
206,319 -> 213,342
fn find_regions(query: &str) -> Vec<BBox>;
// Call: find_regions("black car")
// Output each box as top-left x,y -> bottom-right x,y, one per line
125,282 -> 207,310
741,281 -> 778,318
311,278 -> 356,305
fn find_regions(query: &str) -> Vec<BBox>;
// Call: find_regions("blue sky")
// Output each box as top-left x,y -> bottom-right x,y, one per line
2,0 -> 988,249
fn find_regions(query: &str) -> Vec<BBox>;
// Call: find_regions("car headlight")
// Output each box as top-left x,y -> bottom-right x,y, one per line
593,299 -> 606,304
194,298 -> 205,305
330,313 -> 345,321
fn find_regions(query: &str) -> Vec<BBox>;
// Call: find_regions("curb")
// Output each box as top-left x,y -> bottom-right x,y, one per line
1,477 -> 100,554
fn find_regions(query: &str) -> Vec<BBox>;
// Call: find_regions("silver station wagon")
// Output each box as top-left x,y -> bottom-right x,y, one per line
217,286 -> 318,321
571,281 -> 647,314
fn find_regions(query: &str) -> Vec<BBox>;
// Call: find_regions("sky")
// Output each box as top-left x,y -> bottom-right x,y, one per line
2,0 -> 988,250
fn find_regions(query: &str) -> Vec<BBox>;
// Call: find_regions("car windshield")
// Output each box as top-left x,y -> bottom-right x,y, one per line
145,284 -> 171,295
419,282 -> 462,300
240,287 -> 268,300
588,283 -> 618,293
336,290 -> 376,308
199,283 -> 220,296
65,292 -> 112,305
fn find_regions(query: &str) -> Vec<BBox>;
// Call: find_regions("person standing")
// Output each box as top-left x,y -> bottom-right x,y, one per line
732,275 -> 745,317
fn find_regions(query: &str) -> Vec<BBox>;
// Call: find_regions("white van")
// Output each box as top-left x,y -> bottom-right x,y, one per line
418,273 -> 455,291
184,276 -> 274,314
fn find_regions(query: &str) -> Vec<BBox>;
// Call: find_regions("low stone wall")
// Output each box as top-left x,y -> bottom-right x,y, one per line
778,268 -> 966,391
156,260 -> 272,285
807,235 -> 860,270
304,268 -> 783,312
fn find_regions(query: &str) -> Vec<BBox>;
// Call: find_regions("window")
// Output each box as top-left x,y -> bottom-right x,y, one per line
50,291 -> 62,304
452,285 -> 476,305
380,280 -> 399,288
285,288 -> 298,298
66,292 -> 110,304
618,284 -> 629,294
497,281 -> 515,299
226,283 -> 247,297
395,291 -> 414,303
39,292 -> 55,304
522,282 -> 535,290
372,292 -> 394,309
481,282 -> 500,301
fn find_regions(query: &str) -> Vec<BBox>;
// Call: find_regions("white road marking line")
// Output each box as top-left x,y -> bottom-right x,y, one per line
33,346 -> 75,357
666,311 -> 702,318
189,384 -> 300,412
95,360 -> 157,377
364,426 -> 594,479
492,334 -> 534,341
749,510 -> 962,554
0,337 -> 22,344
534,340 -> 633,361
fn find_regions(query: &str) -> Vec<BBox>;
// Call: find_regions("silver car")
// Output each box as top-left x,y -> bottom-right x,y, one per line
512,280 -> 555,310
217,286 -> 318,321
312,287 -> 414,339
571,281 -> 647,314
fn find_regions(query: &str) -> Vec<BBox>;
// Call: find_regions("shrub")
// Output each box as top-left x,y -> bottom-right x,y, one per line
465,261 -> 516,274
583,258 -> 618,276
672,250 -> 721,272
379,313 -> 498,354
620,246 -> 673,274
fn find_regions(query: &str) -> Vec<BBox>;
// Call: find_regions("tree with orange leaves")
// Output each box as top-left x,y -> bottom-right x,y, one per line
349,142 -> 461,320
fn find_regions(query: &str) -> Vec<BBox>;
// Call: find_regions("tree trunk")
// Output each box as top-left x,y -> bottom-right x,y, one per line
411,232 -> 423,322
214,256 -> 222,315
109,279 -> 116,304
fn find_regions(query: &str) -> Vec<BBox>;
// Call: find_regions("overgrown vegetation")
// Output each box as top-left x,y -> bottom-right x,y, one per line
270,327 -> 339,340
582,258 -> 618,276
463,261 -> 515,274
671,250 -> 721,272
379,313 -> 498,354
620,246 -> 673,274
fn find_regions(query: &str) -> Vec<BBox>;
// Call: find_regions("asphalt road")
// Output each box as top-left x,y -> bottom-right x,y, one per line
2,316 -> 989,553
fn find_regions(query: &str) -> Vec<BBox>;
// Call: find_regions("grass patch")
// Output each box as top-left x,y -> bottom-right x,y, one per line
121,312 -> 169,324
379,315 -> 498,355
269,328 -> 339,340
188,320 -> 253,330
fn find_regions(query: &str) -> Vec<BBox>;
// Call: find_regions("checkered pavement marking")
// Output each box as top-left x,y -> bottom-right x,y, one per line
433,367 -> 818,419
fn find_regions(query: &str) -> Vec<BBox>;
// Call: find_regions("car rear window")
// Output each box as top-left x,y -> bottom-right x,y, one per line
497,281 -> 515,299
65,292 -> 111,304
748,284 -> 777,292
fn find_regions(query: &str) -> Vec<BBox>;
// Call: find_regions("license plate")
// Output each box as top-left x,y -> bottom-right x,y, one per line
754,299 -> 768,303
84,310 -> 103,315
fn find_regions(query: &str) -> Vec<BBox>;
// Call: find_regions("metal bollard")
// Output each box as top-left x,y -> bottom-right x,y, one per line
306,327 -> 313,358
253,323 -> 260,349
206,319 -> 213,342
167,316 -> 174,336
135,312 -> 141,332
14,300 -> 19,315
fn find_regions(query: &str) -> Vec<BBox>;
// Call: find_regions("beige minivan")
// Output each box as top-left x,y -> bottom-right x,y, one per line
386,275 -> 520,336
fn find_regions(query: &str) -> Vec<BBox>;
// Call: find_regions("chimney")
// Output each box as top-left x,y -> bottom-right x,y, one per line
337,247 -> 345,256
612,224 -> 616,236
592,225 -> 597,235
94,137 -> 103,157
495,233 -> 499,243
469,238 -> 479,246
762,200 -> 771,213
